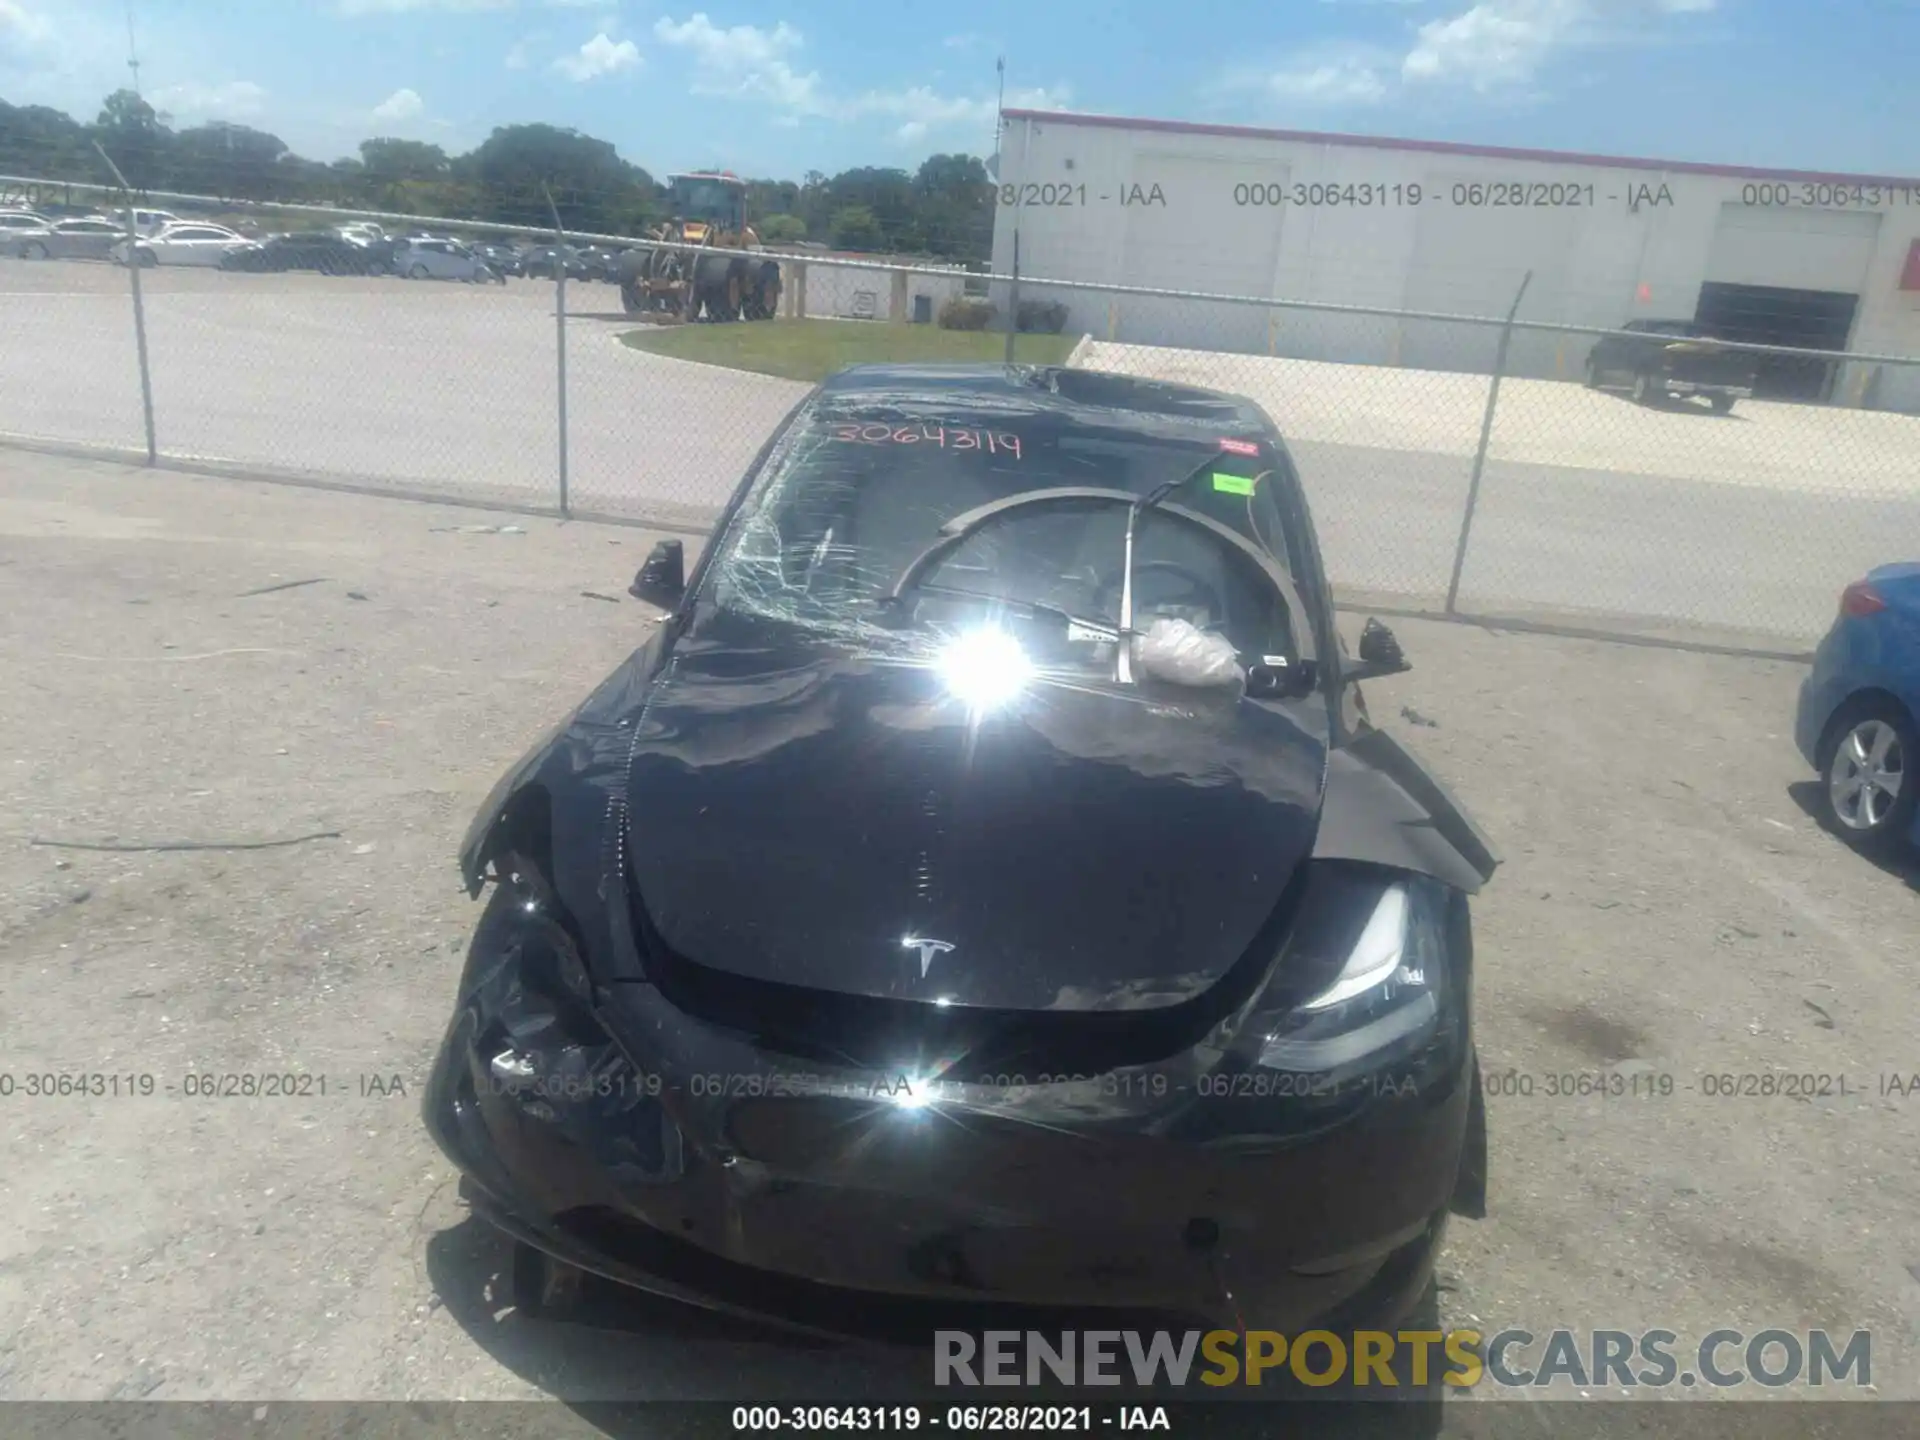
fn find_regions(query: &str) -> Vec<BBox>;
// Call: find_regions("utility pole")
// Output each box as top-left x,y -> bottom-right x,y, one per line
125,0 -> 142,97
995,57 -> 1006,157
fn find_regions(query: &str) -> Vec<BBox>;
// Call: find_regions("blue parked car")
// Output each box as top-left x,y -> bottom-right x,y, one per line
1795,564 -> 1920,850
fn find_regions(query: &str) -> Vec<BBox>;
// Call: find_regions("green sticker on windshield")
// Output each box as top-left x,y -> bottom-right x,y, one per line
1212,472 -> 1256,495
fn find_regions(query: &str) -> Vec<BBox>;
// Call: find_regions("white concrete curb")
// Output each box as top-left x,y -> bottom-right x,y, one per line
603,329 -> 811,390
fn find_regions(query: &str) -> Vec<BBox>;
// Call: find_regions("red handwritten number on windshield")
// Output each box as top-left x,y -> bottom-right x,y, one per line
828,424 -> 1020,459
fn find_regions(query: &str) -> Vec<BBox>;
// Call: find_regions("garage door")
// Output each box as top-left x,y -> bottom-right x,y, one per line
1118,153 -> 1286,353
1705,204 -> 1881,292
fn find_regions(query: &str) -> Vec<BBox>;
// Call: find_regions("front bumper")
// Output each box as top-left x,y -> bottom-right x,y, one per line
422,894 -> 1477,1341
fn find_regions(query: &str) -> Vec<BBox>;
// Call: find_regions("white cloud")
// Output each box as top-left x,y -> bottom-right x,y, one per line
545,0 -> 611,6
150,80 -> 269,120
1399,0 -> 1717,91
552,31 -> 640,80
653,14 -> 822,109
0,0 -> 52,42
334,0 -> 513,13
942,32 -> 983,49
838,83 -> 1068,131
653,14 -> 1062,142
370,87 -> 425,122
1401,0 -> 1589,90
1270,60 -> 1390,103
1227,0 -> 1716,106
505,38 -> 531,67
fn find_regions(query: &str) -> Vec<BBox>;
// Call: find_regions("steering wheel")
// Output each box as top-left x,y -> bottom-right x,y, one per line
1093,559 -> 1226,626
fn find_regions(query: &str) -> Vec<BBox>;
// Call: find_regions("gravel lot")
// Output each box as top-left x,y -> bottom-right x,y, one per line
3,452 -> 1917,1426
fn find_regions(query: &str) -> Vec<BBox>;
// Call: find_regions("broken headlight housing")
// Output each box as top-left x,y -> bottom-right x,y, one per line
1252,866 -> 1456,1088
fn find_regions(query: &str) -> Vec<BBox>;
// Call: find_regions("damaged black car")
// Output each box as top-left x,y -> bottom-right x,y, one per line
424,363 -> 1498,1340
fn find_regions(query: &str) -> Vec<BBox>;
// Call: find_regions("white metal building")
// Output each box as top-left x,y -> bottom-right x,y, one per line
991,108 -> 1920,408
779,247 -> 971,323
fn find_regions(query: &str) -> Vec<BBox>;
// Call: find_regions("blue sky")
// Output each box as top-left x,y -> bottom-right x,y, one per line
0,0 -> 1915,182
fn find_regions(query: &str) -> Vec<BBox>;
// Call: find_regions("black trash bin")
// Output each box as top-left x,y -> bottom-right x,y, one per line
912,293 -> 933,324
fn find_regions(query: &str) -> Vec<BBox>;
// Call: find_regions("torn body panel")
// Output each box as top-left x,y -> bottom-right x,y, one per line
1311,724 -> 1502,895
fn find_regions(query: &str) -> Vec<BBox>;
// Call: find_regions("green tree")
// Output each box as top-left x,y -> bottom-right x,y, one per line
275,154 -> 345,205
759,213 -> 806,243
830,204 -> 882,252
2,87 -> 996,261
361,138 -> 449,184
796,169 -> 832,238
743,178 -> 799,225
357,138 -> 469,216
912,153 -> 992,260
93,88 -> 169,191
467,123 -> 655,234
168,123 -> 289,200
824,167 -> 918,251
0,100 -> 93,178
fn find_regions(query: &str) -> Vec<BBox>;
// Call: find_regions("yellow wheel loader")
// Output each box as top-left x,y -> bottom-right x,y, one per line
618,172 -> 781,323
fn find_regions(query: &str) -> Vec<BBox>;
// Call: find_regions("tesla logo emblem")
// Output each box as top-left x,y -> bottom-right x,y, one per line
902,935 -> 955,977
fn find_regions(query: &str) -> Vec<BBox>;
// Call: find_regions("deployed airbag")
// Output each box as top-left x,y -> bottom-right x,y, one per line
1132,617 -> 1243,689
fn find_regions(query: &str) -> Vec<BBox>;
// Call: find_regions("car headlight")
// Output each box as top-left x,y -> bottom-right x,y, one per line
1252,868 -> 1454,1081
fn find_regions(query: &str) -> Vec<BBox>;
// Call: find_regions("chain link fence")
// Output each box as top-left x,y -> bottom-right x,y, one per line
4,180 -> 1918,651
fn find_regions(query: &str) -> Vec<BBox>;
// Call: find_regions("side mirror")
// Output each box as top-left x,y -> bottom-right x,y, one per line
629,539 -> 686,609
1345,617 -> 1411,684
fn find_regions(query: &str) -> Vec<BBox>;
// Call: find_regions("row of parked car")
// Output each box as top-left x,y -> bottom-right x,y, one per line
0,207 -> 635,284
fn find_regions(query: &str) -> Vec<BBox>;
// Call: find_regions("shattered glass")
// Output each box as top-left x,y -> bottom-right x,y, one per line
703,401 -> 1307,682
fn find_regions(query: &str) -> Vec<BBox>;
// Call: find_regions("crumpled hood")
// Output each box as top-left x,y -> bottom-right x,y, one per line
621,629 -> 1330,1013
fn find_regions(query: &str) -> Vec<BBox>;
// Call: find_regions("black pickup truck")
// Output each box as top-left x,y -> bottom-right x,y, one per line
1585,319 -> 1759,413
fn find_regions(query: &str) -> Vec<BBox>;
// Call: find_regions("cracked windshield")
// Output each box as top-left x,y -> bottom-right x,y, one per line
0,1 -> 1915,1438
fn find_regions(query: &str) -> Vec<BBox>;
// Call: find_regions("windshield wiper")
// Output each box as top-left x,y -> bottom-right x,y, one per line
1115,455 -> 1223,683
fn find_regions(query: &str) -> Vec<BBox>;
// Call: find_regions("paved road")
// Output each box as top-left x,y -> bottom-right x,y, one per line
0,262 -> 803,527
5,261 -> 1916,641
1295,439 -> 1920,641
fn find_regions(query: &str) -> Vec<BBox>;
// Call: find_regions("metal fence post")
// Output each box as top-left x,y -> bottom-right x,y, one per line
543,185 -> 570,519
93,142 -> 156,465
1445,270 -> 1532,616
1004,230 -> 1021,365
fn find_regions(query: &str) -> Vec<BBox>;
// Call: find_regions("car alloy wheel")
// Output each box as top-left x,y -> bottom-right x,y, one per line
22,240 -> 48,260
409,263 -> 429,280
1823,710 -> 1912,844
1631,373 -> 1651,404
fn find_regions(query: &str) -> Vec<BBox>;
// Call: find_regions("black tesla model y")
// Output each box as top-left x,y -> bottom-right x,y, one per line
423,363 -> 1498,1344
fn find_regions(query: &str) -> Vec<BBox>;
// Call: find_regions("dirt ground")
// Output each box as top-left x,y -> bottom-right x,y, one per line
1,450 -> 1917,1425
